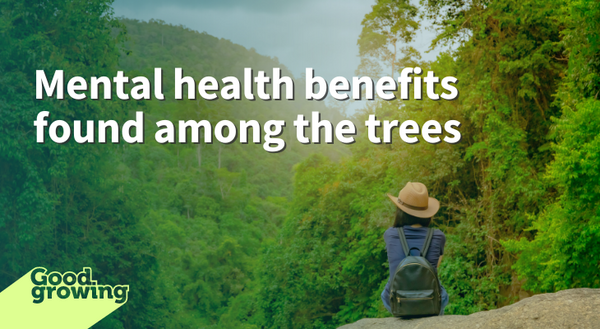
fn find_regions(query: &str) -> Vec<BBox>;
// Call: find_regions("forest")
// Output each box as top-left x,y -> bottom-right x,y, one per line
0,0 -> 599,328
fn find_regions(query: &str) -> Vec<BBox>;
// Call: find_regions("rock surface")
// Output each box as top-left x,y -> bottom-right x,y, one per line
338,288 -> 600,329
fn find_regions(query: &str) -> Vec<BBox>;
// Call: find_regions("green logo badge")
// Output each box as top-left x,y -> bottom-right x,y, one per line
0,267 -> 129,328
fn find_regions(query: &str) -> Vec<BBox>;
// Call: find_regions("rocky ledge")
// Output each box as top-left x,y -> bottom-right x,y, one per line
338,288 -> 600,329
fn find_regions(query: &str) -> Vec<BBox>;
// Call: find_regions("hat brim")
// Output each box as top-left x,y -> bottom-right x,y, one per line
387,194 -> 440,218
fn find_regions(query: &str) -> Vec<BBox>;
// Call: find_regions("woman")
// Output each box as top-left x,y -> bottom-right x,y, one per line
381,182 -> 449,315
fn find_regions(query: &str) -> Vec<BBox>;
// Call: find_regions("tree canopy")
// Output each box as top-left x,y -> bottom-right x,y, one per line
1,0 -> 600,328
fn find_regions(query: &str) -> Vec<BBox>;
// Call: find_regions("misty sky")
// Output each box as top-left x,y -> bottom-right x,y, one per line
112,0 -> 443,82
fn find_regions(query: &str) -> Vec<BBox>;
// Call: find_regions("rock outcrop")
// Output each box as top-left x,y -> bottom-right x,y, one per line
338,288 -> 600,329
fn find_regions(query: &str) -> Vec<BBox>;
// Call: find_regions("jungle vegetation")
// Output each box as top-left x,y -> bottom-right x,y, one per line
1,0 -> 599,328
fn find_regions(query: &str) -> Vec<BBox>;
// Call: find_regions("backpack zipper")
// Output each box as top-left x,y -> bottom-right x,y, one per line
395,294 -> 434,303
391,263 -> 441,304
399,297 -> 433,301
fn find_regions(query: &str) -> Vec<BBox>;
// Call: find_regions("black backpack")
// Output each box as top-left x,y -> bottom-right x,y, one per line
389,227 -> 441,317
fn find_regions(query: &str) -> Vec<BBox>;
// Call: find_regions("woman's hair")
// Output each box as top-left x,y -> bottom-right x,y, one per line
393,208 -> 431,227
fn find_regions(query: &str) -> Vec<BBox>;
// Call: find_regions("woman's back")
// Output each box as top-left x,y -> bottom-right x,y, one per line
384,226 -> 446,277
381,226 -> 446,314
383,182 -> 448,315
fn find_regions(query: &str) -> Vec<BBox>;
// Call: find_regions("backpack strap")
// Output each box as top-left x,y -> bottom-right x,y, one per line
396,227 -> 411,257
421,227 -> 434,257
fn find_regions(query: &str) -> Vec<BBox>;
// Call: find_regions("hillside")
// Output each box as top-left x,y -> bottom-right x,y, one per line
118,18 -> 349,198
104,19 -> 351,328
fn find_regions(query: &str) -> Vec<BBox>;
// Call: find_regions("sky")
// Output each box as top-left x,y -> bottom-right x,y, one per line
112,0 -> 444,110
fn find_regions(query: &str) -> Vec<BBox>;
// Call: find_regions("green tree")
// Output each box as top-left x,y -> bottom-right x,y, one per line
504,0 -> 600,292
357,0 -> 420,77
0,1 -> 160,328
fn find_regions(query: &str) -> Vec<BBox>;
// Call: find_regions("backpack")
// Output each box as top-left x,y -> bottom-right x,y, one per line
389,227 -> 441,317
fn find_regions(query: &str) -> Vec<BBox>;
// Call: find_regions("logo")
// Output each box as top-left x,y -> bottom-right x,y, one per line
30,267 -> 128,304
0,267 -> 130,328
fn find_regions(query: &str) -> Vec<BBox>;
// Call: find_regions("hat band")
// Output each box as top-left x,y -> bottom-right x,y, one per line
398,197 -> 428,211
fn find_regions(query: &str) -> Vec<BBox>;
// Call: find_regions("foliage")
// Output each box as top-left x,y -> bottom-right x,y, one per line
357,0 -> 421,77
0,1 -> 159,328
259,0 -> 600,327
504,0 -> 600,292
108,19 -> 348,328
0,6 -> 345,327
2,0 -> 600,328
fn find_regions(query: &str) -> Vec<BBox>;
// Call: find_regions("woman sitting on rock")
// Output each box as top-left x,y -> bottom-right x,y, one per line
381,182 -> 449,316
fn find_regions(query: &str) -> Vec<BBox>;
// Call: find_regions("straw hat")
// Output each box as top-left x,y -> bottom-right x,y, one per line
387,182 -> 440,218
